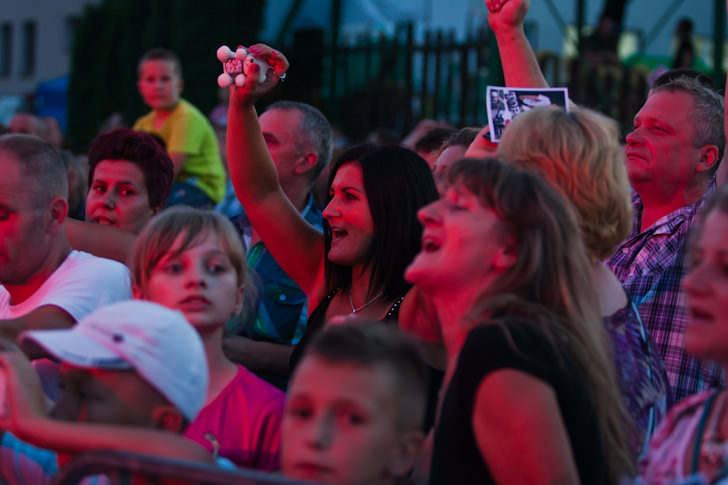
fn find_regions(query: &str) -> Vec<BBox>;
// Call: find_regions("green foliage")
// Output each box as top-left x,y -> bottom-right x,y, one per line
67,0 -> 264,152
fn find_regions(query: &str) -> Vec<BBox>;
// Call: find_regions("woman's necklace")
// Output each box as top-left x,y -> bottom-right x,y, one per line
348,288 -> 384,314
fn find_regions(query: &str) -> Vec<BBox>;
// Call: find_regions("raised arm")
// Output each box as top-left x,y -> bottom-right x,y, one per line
227,45 -> 326,302
486,0 -> 549,88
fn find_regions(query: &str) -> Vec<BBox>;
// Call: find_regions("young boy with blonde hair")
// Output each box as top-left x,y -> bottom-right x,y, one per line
134,48 -> 226,208
282,323 -> 428,484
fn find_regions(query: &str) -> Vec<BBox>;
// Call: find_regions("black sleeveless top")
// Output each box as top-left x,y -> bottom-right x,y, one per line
289,288 -> 404,372
429,320 -> 606,484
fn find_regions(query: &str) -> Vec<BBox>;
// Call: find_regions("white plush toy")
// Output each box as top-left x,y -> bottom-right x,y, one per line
216,45 -> 268,88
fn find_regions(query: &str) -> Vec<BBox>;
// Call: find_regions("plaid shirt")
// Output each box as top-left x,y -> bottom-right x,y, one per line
607,181 -> 724,404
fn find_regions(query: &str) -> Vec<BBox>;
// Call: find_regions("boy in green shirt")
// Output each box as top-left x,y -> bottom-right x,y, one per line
134,48 -> 226,208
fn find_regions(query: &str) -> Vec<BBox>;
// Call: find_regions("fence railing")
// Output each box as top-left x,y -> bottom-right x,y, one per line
282,23 -> 654,142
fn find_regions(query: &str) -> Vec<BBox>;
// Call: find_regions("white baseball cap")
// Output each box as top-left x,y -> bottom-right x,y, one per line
19,300 -> 208,421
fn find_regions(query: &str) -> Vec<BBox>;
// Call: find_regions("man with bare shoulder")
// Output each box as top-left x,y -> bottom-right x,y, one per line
0,134 -> 131,342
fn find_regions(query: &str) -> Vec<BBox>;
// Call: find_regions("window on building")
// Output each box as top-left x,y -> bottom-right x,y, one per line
20,21 -> 36,77
0,23 -> 11,78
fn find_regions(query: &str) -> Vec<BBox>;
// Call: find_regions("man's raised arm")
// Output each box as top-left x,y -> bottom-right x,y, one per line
486,0 -> 549,88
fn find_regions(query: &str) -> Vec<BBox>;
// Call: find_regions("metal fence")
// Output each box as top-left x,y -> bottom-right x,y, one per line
283,23 -> 654,142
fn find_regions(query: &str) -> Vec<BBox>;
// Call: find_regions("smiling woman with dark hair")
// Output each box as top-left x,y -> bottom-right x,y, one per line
224,45 -> 443,378
285,143 -> 440,370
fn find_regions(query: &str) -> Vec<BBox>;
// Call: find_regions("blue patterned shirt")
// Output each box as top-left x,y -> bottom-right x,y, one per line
606,181 -> 724,403
605,298 -> 670,453
1,432 -> 58,484
231,194 -> 323,346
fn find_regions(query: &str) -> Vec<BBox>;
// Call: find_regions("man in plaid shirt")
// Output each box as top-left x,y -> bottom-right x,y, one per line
485,0 -> 728,404
607,75 -> 726,403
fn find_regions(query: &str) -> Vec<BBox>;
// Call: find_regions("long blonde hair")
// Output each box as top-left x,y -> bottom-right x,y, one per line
499,106 -> 632,260
449,158 -> 634,481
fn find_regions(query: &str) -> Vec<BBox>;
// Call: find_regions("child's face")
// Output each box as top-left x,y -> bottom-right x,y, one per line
141,231 -> 244,330
282,357 -> 408,484
51,365 -> 164,426
685,209 -> 728,362
137,60 -> 183,111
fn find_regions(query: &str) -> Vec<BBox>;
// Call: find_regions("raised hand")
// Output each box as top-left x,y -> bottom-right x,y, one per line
464,125 -> 499,159
229,44 -> 289,108
486,0 -> 530,34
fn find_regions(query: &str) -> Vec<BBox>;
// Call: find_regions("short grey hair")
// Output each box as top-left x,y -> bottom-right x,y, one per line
0,134 -> 68,206
653,76 -> 725,175
267,100 -> 333,182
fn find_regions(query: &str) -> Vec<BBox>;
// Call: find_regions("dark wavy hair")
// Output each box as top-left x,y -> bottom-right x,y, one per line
324,144 -> 438,301
87,128 -> 174,211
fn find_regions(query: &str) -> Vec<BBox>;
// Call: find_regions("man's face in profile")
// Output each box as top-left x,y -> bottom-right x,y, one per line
0,153 -> 48,287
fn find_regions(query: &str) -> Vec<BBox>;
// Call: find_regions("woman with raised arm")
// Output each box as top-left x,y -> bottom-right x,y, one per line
226,45 -> 443,374
406,158 -> 634,483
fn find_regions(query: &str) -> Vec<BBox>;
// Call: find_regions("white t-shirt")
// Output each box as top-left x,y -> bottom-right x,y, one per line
0,250 -> 132,321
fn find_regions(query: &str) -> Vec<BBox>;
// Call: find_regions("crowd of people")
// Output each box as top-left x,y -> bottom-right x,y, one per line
1,0 -> 728,483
